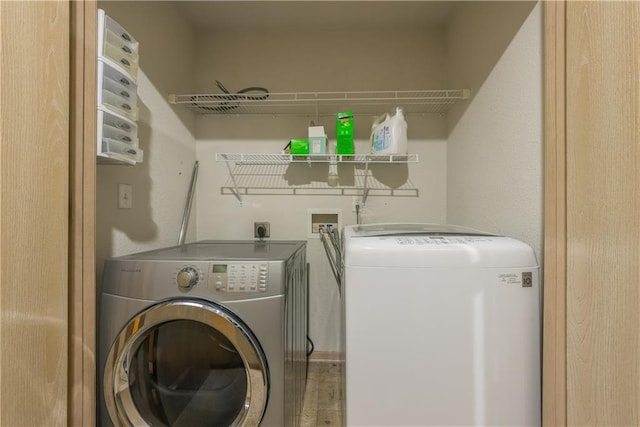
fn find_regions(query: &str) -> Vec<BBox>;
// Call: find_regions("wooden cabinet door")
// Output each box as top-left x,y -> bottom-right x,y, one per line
0,2 -> 70,425
0,2 -> 96,425
544,2 -> 640,425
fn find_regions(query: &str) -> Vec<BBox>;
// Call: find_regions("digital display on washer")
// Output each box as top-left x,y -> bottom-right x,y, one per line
212,264 -> 227,273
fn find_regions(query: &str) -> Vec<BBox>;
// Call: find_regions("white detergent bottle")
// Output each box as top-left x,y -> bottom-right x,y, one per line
370,106 -> 408,154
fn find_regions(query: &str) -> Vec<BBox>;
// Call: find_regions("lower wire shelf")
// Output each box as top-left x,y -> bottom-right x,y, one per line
216,153 -> 418,164
216,154 -> 419,205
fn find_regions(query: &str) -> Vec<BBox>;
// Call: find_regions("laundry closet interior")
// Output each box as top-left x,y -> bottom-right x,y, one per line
96,1 -> 543,357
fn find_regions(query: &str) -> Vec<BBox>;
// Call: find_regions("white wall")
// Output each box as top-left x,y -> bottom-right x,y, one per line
96,2 -> 198,285
446,2 -> 543,262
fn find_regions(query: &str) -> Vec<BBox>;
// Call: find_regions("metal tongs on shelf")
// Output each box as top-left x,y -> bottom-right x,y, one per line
319,226 -> 343,295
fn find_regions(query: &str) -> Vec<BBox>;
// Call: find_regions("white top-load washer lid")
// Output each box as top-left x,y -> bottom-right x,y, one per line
343,223 -> 537,269
346,222 -> 493,238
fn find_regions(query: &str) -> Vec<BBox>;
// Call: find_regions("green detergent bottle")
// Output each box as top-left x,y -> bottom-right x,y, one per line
336,111 -> 354,155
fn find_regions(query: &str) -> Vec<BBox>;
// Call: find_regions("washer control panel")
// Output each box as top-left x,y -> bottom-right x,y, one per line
208,262 -> 269,293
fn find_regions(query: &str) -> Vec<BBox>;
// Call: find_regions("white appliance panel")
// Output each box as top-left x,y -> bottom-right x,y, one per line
342,224 -> 540,427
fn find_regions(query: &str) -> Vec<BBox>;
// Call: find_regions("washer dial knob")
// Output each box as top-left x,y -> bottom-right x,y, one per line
177,267 -> 198,289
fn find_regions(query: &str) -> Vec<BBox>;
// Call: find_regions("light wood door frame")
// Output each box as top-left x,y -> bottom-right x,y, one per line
69,1 -> 97,425
544,2 -> 640,425
543,1 -> 567,425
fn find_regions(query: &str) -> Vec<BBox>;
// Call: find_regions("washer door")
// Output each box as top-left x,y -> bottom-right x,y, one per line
103,299 -> 269,427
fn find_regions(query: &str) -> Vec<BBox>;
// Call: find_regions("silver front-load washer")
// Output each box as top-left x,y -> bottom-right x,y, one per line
98,240 -> 308,427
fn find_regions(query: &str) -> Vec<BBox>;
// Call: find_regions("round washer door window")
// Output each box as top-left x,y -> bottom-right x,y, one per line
103,299 -> 269,427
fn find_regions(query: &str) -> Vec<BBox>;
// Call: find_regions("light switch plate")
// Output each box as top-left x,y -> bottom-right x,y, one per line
118,183 -> 132,209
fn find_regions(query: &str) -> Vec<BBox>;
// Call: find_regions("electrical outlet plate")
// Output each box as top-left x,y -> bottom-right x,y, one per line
254,222 -> 270,238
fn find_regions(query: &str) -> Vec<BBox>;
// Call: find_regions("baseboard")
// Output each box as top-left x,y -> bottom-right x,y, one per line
309,351 -> 345,363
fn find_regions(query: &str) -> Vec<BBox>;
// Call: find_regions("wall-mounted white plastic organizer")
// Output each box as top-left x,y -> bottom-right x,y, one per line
97,9 -> 142,165
98,60 -> 139,121
101,107 -> 137,135
98,108 -> 138,144
97,9 -> 139,79
100,139 -> 144,165
97,108 -> 141,165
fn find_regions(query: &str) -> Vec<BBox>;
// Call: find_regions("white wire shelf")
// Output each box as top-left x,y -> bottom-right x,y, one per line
216,153 -> 419,204
169,89 -> 470,117
216,153 -> 419,164
219,164 -> 419,199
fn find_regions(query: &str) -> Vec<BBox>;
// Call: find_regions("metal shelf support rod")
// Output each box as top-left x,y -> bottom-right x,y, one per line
223,157 -> 243,205
362,161 -> 371,205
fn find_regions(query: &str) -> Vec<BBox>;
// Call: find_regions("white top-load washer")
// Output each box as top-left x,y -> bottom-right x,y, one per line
342,223 -> 540,427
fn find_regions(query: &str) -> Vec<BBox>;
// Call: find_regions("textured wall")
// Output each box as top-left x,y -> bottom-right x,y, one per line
446,3 -> 543,263
96,2 -> 198,287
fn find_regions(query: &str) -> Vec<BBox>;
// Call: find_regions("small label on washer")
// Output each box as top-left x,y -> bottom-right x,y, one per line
497,273 -> 522,286
497,272 -> 533,287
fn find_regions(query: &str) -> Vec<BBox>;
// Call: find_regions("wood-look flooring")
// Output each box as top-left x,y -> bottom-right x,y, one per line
300,361 -> 344,427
